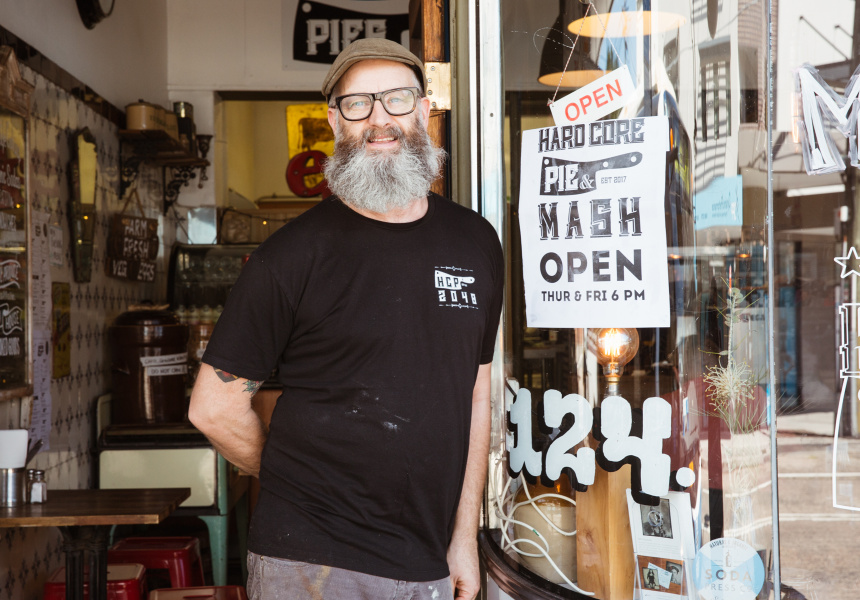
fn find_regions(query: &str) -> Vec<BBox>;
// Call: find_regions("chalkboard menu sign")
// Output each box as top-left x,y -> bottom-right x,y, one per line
0,110 -> 28,395
106,191 -> 159,282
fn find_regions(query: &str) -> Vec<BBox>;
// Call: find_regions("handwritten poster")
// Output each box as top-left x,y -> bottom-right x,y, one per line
30,210 -> 52,451
31,211 -> 51,330
28,331 -> 51,452
518,116 -> 671,328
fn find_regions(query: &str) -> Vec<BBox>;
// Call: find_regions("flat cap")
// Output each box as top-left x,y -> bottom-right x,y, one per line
321,38 -> 425,98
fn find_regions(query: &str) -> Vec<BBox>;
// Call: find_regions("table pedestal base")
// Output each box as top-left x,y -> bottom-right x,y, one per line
59,525 -> 110,600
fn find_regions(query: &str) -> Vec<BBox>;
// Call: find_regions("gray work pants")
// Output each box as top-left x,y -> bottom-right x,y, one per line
247,551 -> 453,600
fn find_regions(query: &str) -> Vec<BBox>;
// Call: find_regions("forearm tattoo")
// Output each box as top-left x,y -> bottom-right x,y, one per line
213,369 -> 263,395
243,380 -> 264,394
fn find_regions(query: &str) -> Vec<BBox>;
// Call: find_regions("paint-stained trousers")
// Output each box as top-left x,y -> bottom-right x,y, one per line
247,551 -> 453,600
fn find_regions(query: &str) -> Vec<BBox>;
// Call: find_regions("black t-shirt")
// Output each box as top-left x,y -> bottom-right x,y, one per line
203,194 -> 504,581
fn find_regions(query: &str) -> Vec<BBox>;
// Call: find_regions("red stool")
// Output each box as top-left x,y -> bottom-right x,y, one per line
148,586 -> 247,600
108,537 -> 205,588
43,563 -> 147,600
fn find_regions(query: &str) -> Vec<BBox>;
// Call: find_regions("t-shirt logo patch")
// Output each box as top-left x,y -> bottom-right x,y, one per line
435,267 -> 479,309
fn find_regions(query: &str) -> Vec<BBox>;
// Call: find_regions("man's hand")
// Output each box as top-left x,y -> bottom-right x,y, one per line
447,535 -> 480,600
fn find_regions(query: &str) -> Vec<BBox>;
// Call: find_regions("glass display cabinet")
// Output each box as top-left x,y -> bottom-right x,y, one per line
167,243 -> 256,377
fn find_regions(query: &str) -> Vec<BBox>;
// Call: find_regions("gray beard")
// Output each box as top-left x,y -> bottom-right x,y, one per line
323,117 -> 446,215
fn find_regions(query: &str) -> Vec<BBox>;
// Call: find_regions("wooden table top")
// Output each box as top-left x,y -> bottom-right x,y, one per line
0,487 -> 190,528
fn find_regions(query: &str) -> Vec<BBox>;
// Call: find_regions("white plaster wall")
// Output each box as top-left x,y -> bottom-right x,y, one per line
0,0 -> 169,109
167,0 -> 408,92
168,0 -> 279,93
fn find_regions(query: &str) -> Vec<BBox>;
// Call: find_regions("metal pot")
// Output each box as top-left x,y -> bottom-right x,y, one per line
109,309 -> 189,425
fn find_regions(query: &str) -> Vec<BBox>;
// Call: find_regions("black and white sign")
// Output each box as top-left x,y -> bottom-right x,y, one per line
283,0 -> 409,71
140,353 -> 188,368
141,352 -> 187,379
518,117 -> 671,328
146,365 -> 188,377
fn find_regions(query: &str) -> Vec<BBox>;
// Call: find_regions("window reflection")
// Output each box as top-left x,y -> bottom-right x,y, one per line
775,4 -> 860,599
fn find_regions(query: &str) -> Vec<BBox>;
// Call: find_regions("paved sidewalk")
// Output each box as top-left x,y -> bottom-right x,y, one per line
776,433 -> 860,600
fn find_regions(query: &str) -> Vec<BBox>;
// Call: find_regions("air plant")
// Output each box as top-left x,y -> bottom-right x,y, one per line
703,287 -> 768,435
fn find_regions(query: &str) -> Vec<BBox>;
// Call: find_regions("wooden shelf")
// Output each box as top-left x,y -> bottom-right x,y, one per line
119,129 -> 209,168
120,130 -> 212,214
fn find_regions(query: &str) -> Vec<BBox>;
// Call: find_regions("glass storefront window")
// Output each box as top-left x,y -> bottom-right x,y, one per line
774,2 -> 860,599
481,1 -> 860,599
483,0 -> 776,598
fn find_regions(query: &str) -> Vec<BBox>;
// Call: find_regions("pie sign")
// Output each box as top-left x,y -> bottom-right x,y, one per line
507,388 -> 696,504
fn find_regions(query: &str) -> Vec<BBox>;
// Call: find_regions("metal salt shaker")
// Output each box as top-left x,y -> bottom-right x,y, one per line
28,469 -> 46,503
25,468 -> 35,503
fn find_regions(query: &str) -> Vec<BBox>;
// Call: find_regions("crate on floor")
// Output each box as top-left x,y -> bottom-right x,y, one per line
108,536 -> 205,589
43,563 -> 147,600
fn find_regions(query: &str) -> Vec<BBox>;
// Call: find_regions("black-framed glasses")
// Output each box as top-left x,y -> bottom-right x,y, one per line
332,87 -> 421,121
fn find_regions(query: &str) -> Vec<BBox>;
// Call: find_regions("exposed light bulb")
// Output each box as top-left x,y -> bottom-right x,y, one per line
594,327 -> 639,397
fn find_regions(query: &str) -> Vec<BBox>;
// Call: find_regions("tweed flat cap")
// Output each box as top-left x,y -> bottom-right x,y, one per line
321,38 -> 425,98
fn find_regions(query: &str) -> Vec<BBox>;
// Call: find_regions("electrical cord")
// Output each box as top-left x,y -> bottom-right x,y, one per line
491,457 -> 595,596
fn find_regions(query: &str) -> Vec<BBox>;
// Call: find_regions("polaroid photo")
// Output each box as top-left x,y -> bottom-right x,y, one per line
640,499 -> 673,539
665,560 -> 683,585
642,567 -> 661,590
626,490 -> 696,560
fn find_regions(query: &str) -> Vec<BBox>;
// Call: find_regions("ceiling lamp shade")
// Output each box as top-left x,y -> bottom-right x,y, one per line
538,1 -> 605,89
568,0 -> 686,38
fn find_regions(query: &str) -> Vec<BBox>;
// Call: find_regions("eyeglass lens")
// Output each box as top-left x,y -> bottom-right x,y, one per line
339,88 -> 417,120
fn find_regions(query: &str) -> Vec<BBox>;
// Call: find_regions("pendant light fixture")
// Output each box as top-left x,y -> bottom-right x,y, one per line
594,327 -> 640,397
538,0 -> 605,89
568,0 -> 686,38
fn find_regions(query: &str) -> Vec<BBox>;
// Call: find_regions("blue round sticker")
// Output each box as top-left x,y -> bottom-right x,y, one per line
692,537 -> 766,600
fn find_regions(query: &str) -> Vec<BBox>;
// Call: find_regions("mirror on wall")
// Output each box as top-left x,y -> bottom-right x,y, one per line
0,46 -> 33,400
68,128 -> 97,282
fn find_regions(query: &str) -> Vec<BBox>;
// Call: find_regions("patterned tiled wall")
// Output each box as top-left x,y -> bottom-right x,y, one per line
0,63 -> 180,599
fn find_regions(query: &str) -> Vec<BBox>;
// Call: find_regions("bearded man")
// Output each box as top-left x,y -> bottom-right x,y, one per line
189,38 -> 504,600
